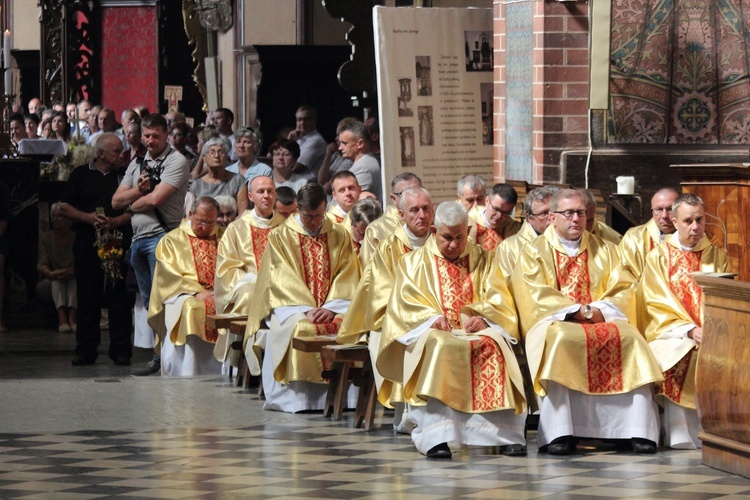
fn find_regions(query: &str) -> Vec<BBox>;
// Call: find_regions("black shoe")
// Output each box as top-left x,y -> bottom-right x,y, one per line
112,355 -> 131,366
631,438 -> 657,454
502,444 -> 527,457
71,356 -> 96,366
133,359 -> 160,376
426,442 -> 452,459
548,435 -> 576,455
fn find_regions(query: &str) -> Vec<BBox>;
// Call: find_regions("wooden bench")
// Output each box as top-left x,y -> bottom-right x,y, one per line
321,345 -> 377,431
228,319 -> 263,392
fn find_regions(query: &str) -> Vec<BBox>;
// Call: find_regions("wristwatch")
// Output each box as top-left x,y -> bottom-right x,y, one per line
582,305 -> 593,320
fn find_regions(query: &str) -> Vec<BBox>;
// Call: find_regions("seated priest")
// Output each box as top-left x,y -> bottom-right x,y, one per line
148,196 -> 222,376
579,188 -> 622,245
618,187 -> 679,280
496,185 -> 558,282
244,183 -> 361,412
213,176 -> 285,368
469,183 -> 521,251
456,174 -> 486,215
338,187 -> 434,434
361,173 -> 422,263
639,193 -> 729,449
348,198 -> 382,258
378,202 -> 527,459
511,188 -> 663,455
326,171 -> 362,229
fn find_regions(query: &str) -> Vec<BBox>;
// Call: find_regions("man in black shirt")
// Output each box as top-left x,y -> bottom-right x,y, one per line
59,133 -> 133,366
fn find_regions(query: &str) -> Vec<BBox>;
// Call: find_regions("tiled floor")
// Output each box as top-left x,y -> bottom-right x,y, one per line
1,326 -> 749,498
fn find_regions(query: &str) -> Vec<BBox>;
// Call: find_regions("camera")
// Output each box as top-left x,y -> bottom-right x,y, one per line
138,158 -> 162,189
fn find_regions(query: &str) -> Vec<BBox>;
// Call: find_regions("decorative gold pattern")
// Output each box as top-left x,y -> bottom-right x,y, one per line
658,349 -> 693,404
298,234 -> 332,307
667,245 -> 703,325
470,336 -> 506,411
583,322 -> 624,393
434,255 -> 473,330
189,235 -> 218,290
203,296 -> 218,342
249,226 -> 272,267
475,225 -> 502,251
555,251 -> 592,304
315,317 -> 342,336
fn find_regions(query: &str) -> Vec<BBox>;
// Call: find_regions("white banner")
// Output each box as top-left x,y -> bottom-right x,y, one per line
374,7 -> 494,203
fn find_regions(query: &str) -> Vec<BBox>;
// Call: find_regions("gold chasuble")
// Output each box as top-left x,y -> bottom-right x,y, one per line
148,220 -> 220,347
361,205 -> 401,264
326,204 -> 353,234
379,237 -> 526,414
338,224 -> 414,407
639,235 -> 729,409
214,209 -> 285,315
469,209 -> 521,252
511,226 -> 662,397
593,220 -> 622,245
618,218 -> 661,280
244,216 -> 360,384
496,222 -> 538,283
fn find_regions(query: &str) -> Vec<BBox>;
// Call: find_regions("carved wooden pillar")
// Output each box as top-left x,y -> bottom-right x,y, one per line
39,0 -> 100,105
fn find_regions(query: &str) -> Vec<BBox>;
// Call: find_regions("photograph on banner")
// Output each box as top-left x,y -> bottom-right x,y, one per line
375,7 -> 494,202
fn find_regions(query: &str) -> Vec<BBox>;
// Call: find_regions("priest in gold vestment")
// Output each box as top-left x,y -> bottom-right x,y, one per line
618,187 -> 679,280
244,183 -> 361,412
379,202 -> 527,459
511,189 -> 663,455
639,193 -> 729,449
325,171 -> 361,230
469,183 -> 521,251
456,174 -> 486,216
213,176 -> 285,367
580,188 -> 622,245
338,187 -> 434,433
496,186 -> 558,282
360,173 -> 422,264
148,196 -> 222,376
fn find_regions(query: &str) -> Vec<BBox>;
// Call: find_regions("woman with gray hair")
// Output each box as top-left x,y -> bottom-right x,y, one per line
226,127 -> 272,184
189,137 -> 248,215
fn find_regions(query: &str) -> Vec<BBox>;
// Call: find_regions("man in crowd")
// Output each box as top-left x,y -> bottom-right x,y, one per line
470,183 -> 521,251
327,171 -> 362,228
214,195 -> 238,228
511,188 -> 663,455
226,127 -> 271,184
244,183 -> 360,412
289,105 -> 327,176
639,193 -> 729,449
456,174 -> 486,214
339,187 -> 434,433
112,113 -> 190,375
9,114 -> 27,144
580,189 -> 622,244
212,107 -> 237,161
360,173 -> 422,263
88,108 -> 126,148
338,120 -> 383,203
496,186 -> 558,282
147,196 -> 222,376
28,97 -> 41,115
379,202 -> 526,458
618,187 -> 680,280
58,133 -> 133,366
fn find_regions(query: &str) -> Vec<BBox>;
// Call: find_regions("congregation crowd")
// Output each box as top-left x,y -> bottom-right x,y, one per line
0,96 -> 727,460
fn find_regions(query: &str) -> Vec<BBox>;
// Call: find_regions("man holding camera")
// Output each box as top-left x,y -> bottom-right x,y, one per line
113,113 -> 190,375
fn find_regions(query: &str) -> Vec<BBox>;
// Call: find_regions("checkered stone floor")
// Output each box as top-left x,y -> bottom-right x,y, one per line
1,419 -> 749,499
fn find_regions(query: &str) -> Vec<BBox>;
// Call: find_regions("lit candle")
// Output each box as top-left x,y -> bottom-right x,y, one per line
3,31 -> 10,95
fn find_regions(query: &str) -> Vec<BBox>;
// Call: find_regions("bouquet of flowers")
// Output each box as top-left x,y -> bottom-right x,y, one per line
40,137 -> 96,181
95,228 -> 125,287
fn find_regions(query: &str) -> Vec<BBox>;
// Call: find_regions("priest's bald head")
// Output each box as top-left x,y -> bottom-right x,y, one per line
434,202 -> 469,261
297,183 -> 327,234
398,187 -> 433,238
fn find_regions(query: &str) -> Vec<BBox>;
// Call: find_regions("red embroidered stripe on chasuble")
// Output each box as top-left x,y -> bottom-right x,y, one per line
298,234 -> 332,307
332,214 -> 344,223
250,226 -> 273,266
659,245 -> 702,404
203,296 -> 218,342
189,235 -> 219,341
470,336 -> 507,411
434,255 -> 473,330
556,250 -> 625,393
475,225 -> 501,252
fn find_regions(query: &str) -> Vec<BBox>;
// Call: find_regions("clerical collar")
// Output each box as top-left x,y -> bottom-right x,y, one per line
330,203 -> 346,218
659,231 -> 667,243
403,224 -> 429,249
556,233 -> 582,257
670,232 -> 697,252
251,208 -> 273,228
295,214 -> 322,237
480,208 -> 491,227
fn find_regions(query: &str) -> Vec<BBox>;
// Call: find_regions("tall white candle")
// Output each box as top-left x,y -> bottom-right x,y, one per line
3,31 -> 10,95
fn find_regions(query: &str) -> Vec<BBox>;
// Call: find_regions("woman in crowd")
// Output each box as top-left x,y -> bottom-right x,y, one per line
24,114 -> 40,140
40,118 -> 53,139
50,111 -> 71,143
125,121 -> 147,162
190,127 -> 221,180
269,139 -> 310,193
189,137 -> 248,214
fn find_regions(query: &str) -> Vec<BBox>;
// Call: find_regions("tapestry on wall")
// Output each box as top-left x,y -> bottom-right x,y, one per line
608,0 -> 750,144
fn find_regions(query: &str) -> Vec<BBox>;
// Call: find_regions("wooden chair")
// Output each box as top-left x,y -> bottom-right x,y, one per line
320,345 -> 377,429
206,314 -> 247,379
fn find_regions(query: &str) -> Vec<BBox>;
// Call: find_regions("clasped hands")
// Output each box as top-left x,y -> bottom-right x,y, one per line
431,315 -> 488,333
306,307 -> 335,324
567,304 -> 605,324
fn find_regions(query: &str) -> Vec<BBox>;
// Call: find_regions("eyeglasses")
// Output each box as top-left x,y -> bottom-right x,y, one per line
272,151 -> 293,158
193,219 -> 216,228
528,211 -> 550,220
489,203 -> 514,217
652,208 -> 673,215
553,210 -> 587,220
206,149 -> 226,157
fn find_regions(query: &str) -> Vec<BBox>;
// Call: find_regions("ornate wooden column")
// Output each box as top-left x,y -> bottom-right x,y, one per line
39,0 -> 100,104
